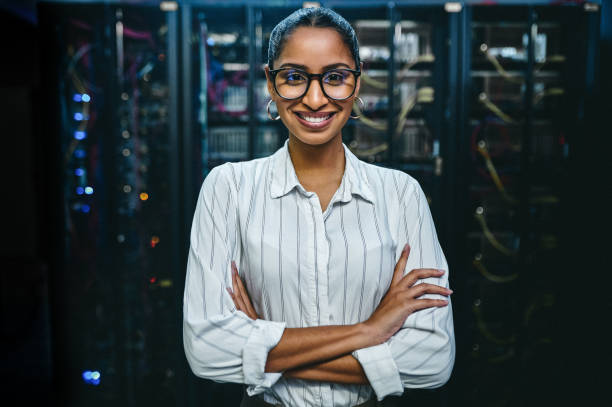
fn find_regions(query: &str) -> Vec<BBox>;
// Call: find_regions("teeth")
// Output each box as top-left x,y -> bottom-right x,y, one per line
299,113 -> 332,123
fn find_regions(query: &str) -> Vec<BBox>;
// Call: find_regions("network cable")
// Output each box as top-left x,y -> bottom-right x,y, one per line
473,253 -> 518,283
474,206 -> 518,257
476,140 -> 518,205
478,92 -> 518,124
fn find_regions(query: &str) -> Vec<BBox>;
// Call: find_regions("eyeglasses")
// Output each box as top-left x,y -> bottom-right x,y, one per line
269,67 -> 361,101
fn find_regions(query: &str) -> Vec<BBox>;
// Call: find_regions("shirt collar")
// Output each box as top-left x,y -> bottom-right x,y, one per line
269,139 -> 376,205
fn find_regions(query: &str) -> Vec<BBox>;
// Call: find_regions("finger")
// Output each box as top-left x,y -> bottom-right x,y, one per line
231,262 -> 249,313
237,278 -> 259,319
226,286 -> 238,308
406,283 -> 453,299
233,261 -> 259,319
409,298 -> 449,313
391,244 -> 410,287
400,268 -> 445,289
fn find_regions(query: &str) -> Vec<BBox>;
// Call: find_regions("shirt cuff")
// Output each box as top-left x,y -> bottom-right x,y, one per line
243,318 -> 286,395
353,343 -> 404,400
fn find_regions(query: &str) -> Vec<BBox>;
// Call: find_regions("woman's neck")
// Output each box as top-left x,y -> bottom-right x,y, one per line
287,134 -> 345,182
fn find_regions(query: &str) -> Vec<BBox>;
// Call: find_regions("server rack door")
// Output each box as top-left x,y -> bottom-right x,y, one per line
456,4 -> 599,406
40,3 -> 183,406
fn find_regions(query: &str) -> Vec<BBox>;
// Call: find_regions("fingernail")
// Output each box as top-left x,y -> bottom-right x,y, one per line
438,269 -> 445,274
447,289 -> 453,294
403,244 -> 409,253
226,287 -> 233,295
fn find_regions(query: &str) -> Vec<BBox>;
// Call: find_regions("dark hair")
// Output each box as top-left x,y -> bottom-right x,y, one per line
267,7 -> 360,70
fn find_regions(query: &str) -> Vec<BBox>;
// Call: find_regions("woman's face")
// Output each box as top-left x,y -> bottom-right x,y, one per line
265,26 -> 360,147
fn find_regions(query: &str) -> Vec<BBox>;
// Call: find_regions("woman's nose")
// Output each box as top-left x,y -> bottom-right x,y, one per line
302,78 -> 328,110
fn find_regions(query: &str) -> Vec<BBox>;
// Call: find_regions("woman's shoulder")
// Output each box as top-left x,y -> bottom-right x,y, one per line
356,159 -> 421,192
204,155 -> 274,190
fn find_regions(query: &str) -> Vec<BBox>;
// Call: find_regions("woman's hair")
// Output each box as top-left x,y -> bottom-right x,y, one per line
267,7 -> 360,70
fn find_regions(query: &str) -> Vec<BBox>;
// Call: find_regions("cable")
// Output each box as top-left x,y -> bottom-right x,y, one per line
474,206 -> 518,257
400,53 -> 435,71
395,87 -> 434,135
478,92 -> 518,124
473,303 -> 517,345
351,101 -> 387,131
476,140 -> 518,205
350,142 -> 389,158
523,293 -> 554,326
360,54 -> 435,90
534,87 -> 565,105
473,253 -> 518,283
488,348 -> 516,364
351,86 -> 434,139
479,43 -> 524,84
360,73 -> 388,90
535,54 -> 566,72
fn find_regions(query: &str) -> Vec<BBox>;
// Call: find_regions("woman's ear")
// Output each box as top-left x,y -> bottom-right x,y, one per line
355,61 -> 364,96
264,65 -> 276,99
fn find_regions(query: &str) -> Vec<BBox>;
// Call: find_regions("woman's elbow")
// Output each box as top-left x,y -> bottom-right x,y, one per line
183,324 -> 245,383
422,340 -> 456,389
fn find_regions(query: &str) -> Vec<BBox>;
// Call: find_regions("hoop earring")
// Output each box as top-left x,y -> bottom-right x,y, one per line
350,97 -> 364,119
267,100 -> 281,121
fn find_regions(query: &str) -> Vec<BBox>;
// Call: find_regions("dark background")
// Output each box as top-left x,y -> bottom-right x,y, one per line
1,0 -> 610,406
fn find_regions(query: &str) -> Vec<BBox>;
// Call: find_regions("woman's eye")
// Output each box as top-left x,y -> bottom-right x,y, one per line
324,71 -> 346,84
284,72 -> 306,82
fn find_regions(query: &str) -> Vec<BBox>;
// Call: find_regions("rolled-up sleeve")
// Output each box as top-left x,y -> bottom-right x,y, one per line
183,164 -> 286,393
354,176 -> 455,400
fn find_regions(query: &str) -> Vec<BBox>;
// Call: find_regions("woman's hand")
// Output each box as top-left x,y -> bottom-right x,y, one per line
362,244 -> 452,345
227,261 -> 260,320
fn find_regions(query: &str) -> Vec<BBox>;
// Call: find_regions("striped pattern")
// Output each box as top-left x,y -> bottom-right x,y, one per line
183,140 -> 455,406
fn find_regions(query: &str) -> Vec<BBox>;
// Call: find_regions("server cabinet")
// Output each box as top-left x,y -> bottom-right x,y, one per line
455,4 -> 600,406
183,2 -> 454,405
39,3 -> 185,406
331,5 -> 448,216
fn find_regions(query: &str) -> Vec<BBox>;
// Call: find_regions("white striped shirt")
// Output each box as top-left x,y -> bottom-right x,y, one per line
183,140 -> 455,406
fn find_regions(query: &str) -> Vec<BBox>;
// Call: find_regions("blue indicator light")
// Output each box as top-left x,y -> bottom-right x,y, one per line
75,168 -> 85,177
82,370 -> 101,385
84,186 -> 94,195
74,131 -> 86,140
74,112 -> 84,121
73,94 -> 82,102
74,149 -> 86,158
81,94 -> 91,102
81,204 -> 91,213
76,187 -> 84,195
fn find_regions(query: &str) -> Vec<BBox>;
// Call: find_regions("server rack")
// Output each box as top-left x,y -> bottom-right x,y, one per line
455,4 -> 600,407
39,3 -> 185,406
38,1 -> 600,406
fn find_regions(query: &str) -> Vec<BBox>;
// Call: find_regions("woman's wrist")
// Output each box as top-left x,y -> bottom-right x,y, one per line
355,321 -> 385,349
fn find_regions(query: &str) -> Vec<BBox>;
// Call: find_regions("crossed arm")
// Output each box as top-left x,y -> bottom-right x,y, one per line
226,246 -> 452,385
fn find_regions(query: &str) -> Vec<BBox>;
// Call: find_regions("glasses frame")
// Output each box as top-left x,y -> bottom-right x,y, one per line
268,67 -> 361,101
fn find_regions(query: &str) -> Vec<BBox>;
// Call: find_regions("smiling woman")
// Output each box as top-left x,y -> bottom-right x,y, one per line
183,7 -> 455,407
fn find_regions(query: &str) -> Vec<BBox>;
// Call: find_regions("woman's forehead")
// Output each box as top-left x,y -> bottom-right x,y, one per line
275,26 -> 355,71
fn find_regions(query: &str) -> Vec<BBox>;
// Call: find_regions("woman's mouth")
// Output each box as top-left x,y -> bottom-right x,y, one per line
294,111 -> 336,129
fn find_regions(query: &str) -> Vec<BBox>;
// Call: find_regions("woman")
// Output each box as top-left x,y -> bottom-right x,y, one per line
183,7 -> 455,407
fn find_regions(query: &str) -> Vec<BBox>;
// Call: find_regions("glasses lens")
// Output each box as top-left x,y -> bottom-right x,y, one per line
322,70 -> 356,100
275,69 -> 308,99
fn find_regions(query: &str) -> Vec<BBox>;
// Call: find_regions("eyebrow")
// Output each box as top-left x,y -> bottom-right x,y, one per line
277,62 -> 354,70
